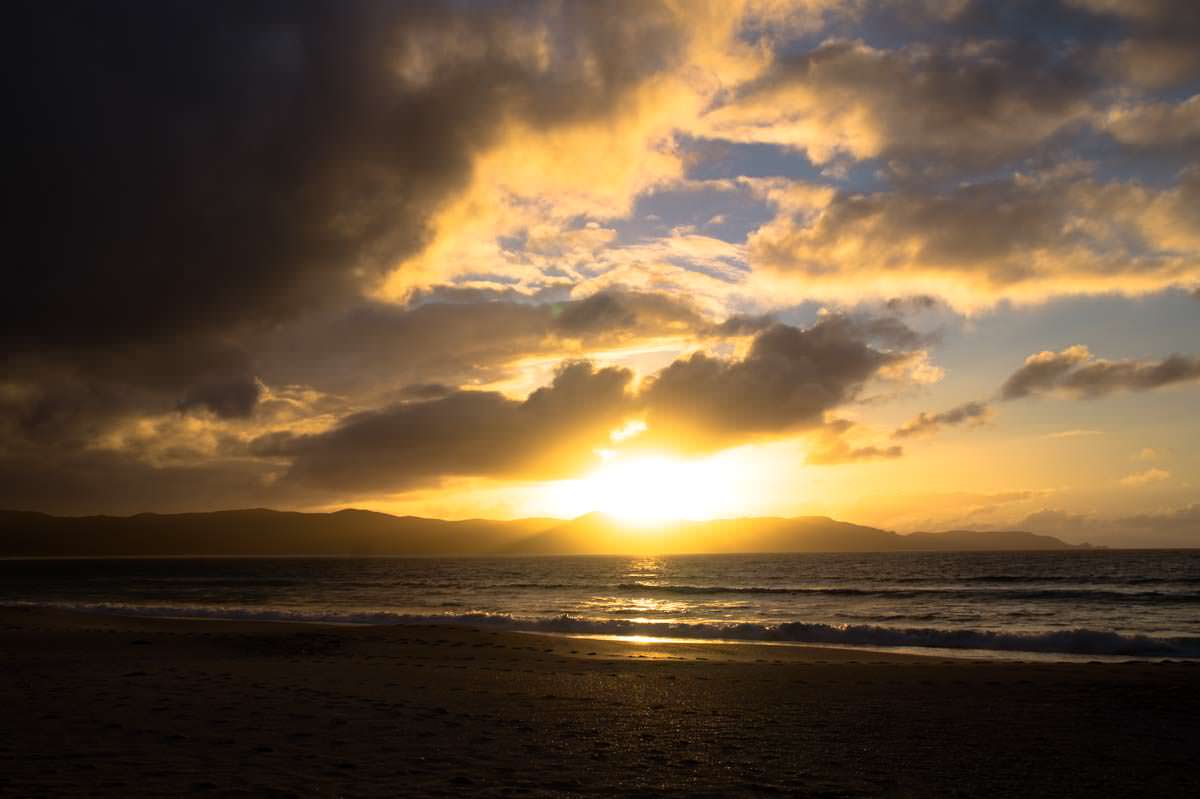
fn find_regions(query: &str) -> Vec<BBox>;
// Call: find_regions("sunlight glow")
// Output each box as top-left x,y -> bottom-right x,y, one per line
540,452 -> 751,523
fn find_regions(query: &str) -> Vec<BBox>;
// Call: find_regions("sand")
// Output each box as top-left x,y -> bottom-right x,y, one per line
1,608 -> 1197,798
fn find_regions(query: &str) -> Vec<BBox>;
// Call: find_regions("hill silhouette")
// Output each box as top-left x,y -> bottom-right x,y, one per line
0,508 -> 1090,557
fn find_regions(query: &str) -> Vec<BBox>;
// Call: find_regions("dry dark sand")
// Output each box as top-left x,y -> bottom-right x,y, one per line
2,608 -> 1197,798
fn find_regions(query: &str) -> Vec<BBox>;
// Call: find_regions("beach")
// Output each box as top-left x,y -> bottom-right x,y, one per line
2,607 -> 1197,798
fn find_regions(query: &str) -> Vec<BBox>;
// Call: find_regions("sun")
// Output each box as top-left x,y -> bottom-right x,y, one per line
542,453 -> 746,524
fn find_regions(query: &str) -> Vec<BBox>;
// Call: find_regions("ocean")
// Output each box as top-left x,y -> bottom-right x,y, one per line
4,549 -> 1199,660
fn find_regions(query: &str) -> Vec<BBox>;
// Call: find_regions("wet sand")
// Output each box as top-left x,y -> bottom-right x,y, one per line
2,607 -> 1197,798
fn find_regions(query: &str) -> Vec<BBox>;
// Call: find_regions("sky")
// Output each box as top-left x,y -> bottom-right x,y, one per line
4,0 -> 1199,545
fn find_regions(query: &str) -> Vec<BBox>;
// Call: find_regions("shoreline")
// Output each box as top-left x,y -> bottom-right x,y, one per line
4,600 -> 1196,663
3,606 -> 1198,797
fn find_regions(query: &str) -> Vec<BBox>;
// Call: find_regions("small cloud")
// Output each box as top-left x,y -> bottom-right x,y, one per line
1132,447 -> 1161,461
806,419 -> 904,465
1119,467 -> 1170,487
878,350 -> 944,385
892,400 -> 990,439
807,442 -> 903,465
1045,429 -> 1104,438
820,160 -> 850,180
1001,345 -> 1200,400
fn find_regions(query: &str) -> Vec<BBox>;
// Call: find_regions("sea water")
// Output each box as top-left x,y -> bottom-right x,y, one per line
3,550 -> 1199,659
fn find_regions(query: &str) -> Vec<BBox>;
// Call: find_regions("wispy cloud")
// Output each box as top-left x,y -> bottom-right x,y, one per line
1119,468 -> 1171,487
1046,429 -> 1105,439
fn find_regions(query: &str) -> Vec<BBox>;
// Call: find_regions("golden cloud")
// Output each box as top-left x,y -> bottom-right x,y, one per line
746,169 -> 1200,306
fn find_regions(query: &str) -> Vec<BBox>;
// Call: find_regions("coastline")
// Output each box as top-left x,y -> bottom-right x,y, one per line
3,607 -> 1198,797
6,599 -> 1197,661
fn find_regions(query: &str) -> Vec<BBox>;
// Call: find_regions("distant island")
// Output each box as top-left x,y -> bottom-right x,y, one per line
0,508 -> 1095,557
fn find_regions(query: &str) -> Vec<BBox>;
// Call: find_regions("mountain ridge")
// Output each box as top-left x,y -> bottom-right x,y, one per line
0,508 -> 1096,557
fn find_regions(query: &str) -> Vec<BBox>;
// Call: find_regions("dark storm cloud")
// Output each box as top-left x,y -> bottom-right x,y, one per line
1001,346 -> 1200,400
639,317 -> 906,448
3,0 -> 690,441
260,362 -> 634,495
892,400 -> 991,439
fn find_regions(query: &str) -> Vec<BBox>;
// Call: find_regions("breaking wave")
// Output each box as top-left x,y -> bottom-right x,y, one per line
9,601 -> 1199,658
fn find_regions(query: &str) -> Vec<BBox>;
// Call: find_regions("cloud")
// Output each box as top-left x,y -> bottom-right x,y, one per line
4,1 -> 748,452
1045,429 -> 1105,438
747,168 -> 1200,305
0,450 -> 282,516
1000,345 -> 1093,400
553,292 -> 705,337
0,341 -> 262,448
1070,0 -> 1200,89
892,400 -> 991,439
1019,503 -> 1200,546
1119,467 -> 1170,487
884,295 -> 941,314
397,384 -> 456,401
1103,94 -> 1200,149
256,290 -> 708,399
806,420 -> 903,465
700,37 -> 1093,167
638,316 -> 910,450
260,361 -> 635,498
705,315 -> 779,337
1114,503 -> 1200,536
1017,508 -> 1092,535
11,0 -> 730,349
7,0 -> 1198,518
1001,345 -> 1200,399
178,377 -> 264,420
251,315 -> 924,496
